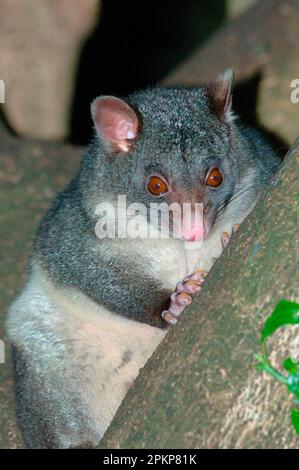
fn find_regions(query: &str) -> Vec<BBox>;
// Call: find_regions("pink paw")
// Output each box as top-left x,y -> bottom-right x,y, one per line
161,269 -> 207,325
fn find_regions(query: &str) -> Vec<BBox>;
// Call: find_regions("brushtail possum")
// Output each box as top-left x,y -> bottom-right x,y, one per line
7,70 -> 281,448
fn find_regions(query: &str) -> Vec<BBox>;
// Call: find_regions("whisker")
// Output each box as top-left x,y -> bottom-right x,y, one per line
215,176 -> 274,221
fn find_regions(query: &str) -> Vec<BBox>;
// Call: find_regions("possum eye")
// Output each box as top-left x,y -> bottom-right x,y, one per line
206,168 -> 223,188
147,175 -> 168,196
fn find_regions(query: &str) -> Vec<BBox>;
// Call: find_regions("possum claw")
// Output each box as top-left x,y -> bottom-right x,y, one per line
232,223 -> 240,234
221,231 -> 230,249
221,224 -> 240,249
162,269 -> 207,325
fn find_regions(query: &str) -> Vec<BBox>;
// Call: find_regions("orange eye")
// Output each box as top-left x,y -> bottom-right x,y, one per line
147,175 -> 168,196
206,168 -> 223,188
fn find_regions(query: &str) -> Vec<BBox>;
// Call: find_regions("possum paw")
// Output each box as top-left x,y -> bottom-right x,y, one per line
161,269 -> 207,325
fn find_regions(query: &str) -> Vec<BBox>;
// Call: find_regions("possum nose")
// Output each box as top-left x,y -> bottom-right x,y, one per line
181,224 -> 204,241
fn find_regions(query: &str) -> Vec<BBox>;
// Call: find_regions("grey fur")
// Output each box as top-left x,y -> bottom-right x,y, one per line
7,78 -> 281,448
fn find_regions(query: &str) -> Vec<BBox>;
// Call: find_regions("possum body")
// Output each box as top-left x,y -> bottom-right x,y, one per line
7,73 -> 281,448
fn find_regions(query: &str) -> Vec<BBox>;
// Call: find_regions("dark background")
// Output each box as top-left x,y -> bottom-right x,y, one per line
70,0 -> 226,144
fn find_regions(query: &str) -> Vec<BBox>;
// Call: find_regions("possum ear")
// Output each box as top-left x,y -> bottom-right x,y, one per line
204,68 -> 235,121
91,96 -> 139,152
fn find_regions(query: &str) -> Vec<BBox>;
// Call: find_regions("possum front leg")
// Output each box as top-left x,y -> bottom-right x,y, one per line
162,224 -> 240,324
195,223 -> 241,272
161,269 -> 207,324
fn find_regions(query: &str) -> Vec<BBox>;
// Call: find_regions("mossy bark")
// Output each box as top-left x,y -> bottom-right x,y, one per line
100,140 -> 299,449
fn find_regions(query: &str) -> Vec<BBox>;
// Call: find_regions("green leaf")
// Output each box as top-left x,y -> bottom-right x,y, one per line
283,358 -> 299,374
291,408 -> 299,435
287,372 -> 299,398
261,300 -> 299,341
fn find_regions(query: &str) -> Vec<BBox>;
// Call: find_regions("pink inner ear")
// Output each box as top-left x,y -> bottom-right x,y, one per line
91,96 -> 139,151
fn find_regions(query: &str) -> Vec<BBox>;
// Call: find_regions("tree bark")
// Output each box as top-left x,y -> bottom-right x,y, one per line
100,140 -> 299,449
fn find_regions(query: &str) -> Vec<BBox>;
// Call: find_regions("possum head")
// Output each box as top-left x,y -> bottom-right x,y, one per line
85,70 -> 269,241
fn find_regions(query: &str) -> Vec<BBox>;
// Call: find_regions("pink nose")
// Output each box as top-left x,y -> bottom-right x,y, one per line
181,224 -> 204,241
